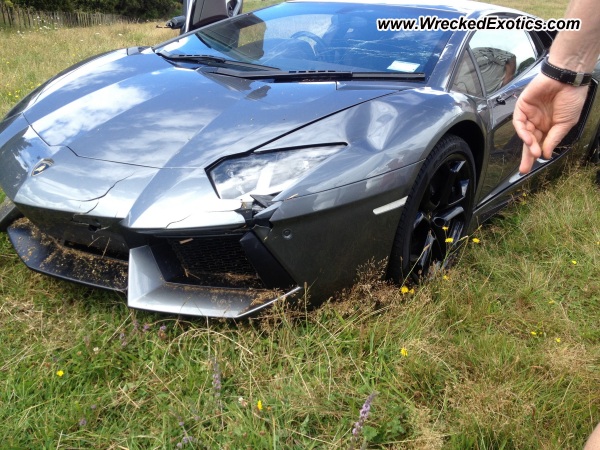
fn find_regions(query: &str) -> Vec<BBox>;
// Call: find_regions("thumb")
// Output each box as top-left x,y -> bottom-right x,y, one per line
541,124 -> 572,159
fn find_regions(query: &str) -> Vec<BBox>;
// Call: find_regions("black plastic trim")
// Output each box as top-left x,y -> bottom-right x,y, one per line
240,231 -> 296,289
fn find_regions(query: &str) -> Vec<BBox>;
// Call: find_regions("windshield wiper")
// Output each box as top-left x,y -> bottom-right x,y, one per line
203,67 -> 426,81
156,50 -> 278,71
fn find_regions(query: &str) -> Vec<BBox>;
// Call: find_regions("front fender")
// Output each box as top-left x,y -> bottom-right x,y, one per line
260,87 -> 485,200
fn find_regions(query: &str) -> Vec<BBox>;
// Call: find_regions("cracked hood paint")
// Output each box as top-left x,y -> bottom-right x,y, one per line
21,49 -> 397,169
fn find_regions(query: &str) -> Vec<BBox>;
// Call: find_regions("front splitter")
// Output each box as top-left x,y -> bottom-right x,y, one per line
7,218 -> 301,318
128,245 -> 302,318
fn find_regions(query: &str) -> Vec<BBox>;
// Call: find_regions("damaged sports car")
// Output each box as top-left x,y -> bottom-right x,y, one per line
1,0 -> 599,318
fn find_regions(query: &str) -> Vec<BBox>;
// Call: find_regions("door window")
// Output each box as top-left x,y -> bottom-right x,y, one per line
451,51 -> 483,96
469,28 -> 537,94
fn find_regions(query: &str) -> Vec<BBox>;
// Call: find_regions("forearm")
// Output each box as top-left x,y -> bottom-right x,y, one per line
584,422 -> 600,450
549,0 -> 600,72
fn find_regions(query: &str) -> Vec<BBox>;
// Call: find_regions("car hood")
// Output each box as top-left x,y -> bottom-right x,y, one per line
23,49 -> 401,169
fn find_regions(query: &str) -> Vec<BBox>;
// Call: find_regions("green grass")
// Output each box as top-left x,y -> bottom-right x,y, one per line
1,0 -> 599,448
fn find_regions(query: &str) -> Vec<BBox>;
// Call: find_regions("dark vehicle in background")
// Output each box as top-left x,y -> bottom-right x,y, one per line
0,0 -> 599,318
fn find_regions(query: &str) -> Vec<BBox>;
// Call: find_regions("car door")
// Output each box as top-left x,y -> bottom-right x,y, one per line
468,28 -> 540,202
184,0 -> 243,33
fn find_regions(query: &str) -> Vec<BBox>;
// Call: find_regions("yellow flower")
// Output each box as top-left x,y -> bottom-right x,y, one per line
400,347 -> 408,357
471,238 -> 480,244
257,400 -> 263,411
442,226 -> 449,231
400,286 -> 409,294
443,275 -> 449,281
530,331 -> 537,336
409,288 -> 415,294
445,237 -> 454,243
56,370 -> 64,377
571,260 -> 577,265
555,338 -> 561,343
548,300 -> 556,305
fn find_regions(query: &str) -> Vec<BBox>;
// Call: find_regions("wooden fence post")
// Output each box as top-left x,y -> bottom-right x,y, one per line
0,4 -> 128,29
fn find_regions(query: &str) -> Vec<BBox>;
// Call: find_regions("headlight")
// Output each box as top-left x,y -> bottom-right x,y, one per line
208,146 -> 342,200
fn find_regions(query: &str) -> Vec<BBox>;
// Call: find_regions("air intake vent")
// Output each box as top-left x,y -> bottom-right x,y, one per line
168,234 -> 262,288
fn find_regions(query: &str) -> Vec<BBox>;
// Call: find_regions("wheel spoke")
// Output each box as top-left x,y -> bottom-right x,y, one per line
412,230 -> 436,273
448,222 -> 464,244
436,160 -> 466,208
432,205 -> 464,229
420,184 -> 436,213
412,211 -> 428,231
447,177 -> 471,208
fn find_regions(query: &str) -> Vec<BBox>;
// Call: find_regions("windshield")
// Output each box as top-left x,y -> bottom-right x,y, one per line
155,2 -> 456,76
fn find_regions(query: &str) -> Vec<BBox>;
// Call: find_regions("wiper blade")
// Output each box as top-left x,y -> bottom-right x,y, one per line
156,50 -> 278,71
157,50 -> 227,64
204,67 -> 426,81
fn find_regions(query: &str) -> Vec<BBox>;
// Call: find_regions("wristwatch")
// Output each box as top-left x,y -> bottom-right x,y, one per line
541,56 -> 593,87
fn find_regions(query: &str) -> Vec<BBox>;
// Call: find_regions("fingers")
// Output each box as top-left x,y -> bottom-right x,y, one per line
517,117 -> 544,174
542,120 -> 579,159
519,142 -> 538,175
513,105 -> 534,147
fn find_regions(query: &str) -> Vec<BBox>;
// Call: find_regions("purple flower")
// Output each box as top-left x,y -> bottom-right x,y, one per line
143,323 -> 151,332
119,332 -> 127,347
179,436 -> 196,446
79,417 -> 87,427
211,357 -> 223,417
159,325 -> 167,332
350,392 -> 377,447
212,357 -> 222,395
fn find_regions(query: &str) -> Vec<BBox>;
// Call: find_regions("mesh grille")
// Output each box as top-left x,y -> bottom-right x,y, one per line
168,234 -> 262,288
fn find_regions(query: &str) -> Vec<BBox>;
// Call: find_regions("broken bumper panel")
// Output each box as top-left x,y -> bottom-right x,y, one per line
7,218 -> 301,318
7,218 -> 128,291
129,245 -> 301,318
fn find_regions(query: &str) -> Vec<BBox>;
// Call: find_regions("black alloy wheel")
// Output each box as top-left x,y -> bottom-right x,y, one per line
388,134 -> 476,284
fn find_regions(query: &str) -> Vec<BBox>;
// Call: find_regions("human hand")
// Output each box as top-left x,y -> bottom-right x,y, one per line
513,73 -> 588,174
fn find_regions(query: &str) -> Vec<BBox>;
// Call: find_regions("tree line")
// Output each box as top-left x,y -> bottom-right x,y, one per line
2,0 -> 181,19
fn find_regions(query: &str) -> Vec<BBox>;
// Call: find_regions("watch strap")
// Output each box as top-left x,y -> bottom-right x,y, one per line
541,56 -> 592,87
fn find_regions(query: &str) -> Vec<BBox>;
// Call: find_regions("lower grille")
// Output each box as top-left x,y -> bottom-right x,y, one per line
167,234 -> 262,288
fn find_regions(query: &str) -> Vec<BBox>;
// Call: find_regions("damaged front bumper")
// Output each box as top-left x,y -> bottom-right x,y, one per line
0,114 -> 415,317
7,217 -> 302,318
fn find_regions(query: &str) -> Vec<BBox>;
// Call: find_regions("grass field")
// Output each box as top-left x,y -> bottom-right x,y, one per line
0,0 -> 599,448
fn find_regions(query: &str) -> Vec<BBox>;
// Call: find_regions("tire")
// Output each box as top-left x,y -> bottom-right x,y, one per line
388,134 -> 476,284
590,129 -> 600,164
